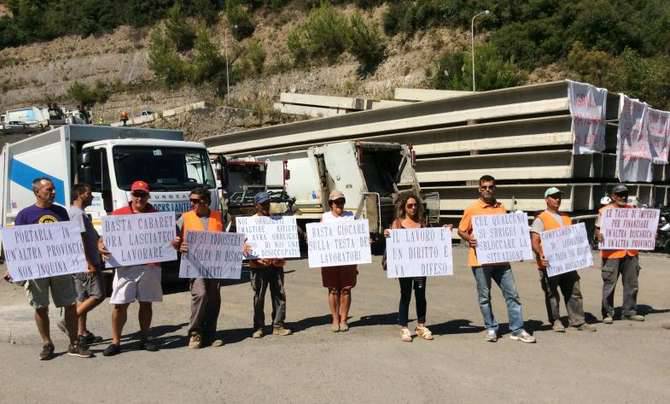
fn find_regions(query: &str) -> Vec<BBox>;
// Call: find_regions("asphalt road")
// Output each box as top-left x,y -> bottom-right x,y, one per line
1,247 -> 669,404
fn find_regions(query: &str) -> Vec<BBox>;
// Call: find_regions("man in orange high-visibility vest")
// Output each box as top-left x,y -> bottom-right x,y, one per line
173,187 -> 225,349
531,187 -> 596,333
595,184 -> 644,324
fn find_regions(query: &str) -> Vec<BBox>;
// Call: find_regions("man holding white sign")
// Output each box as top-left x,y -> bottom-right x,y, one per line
101,180 -> 165,356
172,187 -> 227,349
458,175 -> 535,344
2,177 -> 91,360
595,184 -> 645,324
240,192 -> 292,338
530,187 -> 595,333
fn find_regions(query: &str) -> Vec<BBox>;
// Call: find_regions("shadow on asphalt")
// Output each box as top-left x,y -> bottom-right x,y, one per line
430,319 -> 485,336
289,314 -> 332,334
349,312 -> 397,328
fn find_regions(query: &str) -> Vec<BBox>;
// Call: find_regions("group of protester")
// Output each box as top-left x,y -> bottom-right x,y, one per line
2,174 -> 649,359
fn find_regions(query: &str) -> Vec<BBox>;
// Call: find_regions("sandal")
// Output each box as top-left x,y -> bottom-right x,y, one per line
415,326 -> 433,340
339,323 -> 349,332
400,328 -> 412,342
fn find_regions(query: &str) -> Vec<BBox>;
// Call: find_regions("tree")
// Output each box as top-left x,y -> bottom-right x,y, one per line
148,27 -> 189,88
165,1 -> 196,52
348,13 -> 386,76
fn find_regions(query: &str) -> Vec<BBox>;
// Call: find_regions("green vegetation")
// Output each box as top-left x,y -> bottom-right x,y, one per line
226,0 -> 255,40
67,80 -> 111,108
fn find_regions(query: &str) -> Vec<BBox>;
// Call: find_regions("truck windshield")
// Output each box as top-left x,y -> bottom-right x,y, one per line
113,146 -> 215,191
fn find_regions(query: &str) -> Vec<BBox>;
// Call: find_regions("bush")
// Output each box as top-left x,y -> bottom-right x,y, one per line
226,0 -> 256,41
190,27 -> 229,94
348,13 -> 386,76
238,40 -> 267,77
67,80 -> 111,108
148,28 -> 189,88
287,2 -> 350,65
430,44 -> 525,91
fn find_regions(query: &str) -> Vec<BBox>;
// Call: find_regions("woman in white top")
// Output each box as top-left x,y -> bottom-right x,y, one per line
320,190 -> 358,332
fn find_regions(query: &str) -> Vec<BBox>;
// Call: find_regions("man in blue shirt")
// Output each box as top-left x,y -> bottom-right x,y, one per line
3,177 -> 92,359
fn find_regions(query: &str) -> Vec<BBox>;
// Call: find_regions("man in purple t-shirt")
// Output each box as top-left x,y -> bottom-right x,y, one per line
3,177 -> 91,360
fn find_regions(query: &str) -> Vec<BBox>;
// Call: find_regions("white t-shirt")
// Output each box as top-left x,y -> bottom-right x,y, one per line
321,210 -> 354,223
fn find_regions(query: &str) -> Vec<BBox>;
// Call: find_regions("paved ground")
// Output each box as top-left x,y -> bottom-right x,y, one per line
1,247 -> 669,404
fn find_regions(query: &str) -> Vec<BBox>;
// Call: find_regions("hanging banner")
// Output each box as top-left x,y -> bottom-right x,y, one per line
568,80 -> 608,155
540,223 -> 593,278
644,107 -> 670,165
236,216 -> 300,259
598,208 -> 659,251
1,222 -> 87,282
385,227 -> 454,278
306,220 -> 371,268
617,94 -> 652,182
102,212 -> 177,268
178,231 -> 245,279
472,212 -> 533,265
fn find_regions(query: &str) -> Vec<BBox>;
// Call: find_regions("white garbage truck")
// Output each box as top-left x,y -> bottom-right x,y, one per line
247,141 -> 439,248
1,125 -> 218,231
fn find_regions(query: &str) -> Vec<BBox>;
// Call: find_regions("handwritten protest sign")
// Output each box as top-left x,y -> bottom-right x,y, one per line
599,208 -> 659,250
1,222 -> 87,282
236,216 -> 300,259
306,220 -> 371,268
540,223 -> 593,277
386,227 -> 453,278
472,212 -> 533,265
179,231 -> 245,279
102,212 -> 177,267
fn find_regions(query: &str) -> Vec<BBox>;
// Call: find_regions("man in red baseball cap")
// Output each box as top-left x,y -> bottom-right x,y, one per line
100,180 -> 164,356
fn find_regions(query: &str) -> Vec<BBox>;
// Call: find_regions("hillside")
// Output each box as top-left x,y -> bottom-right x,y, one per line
1,1 -> 667,140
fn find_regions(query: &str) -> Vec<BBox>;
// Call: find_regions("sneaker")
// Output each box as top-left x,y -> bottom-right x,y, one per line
188,333 -> 202,349
82,331 -> 103,344
140,338 -> 159,352
102,343 -> 121,357
485,329 -> 497,342
510,330 -> 536,343
210,339 -> 224,347
67,342 -> 93,358
576,323 -> 597,332
39,343 -> 55,360
400,328 -> 412,342
552,320 -> 566,333
623,314 -> 645,322
272,326 -> 292,336
603,316 -> 614,324
252,328 -> 264,339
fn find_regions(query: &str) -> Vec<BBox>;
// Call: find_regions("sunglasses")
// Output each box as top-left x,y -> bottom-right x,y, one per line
131,192 -> 149,198
406,203 -> 417,208
331,199 -> 346,205
190,198 -> 206,205
614,193 -> 629,198
480,185 -> 496,190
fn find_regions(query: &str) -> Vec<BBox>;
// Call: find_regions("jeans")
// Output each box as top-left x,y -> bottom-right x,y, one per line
471,265 -> 524,334
602,255 -> 639,318
398,277 -> 427,327
250,267 -> 287,329
539,270 -> 585,326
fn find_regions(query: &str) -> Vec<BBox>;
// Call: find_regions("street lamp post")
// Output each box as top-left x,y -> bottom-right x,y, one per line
471,10 -> 490,92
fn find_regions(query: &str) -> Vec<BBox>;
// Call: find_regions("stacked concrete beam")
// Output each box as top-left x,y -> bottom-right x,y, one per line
273,92 -> 368,118
205,80 -> 662,217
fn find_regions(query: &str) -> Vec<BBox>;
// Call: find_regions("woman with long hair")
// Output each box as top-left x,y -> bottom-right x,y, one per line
384,191 -> 433,342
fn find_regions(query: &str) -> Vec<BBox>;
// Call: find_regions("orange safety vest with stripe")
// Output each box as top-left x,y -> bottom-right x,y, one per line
535,211 -> 572,269
598,204 -> 638,259
181,210 -> 223,237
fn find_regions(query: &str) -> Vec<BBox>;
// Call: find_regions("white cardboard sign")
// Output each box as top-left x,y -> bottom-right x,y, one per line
102,212 -> 177,267
472,212 -> 533,265
540,223 -> 593,277
236,216 -> 300,259
1,222 -> 87,282
386,227 -> 453,278
599,208 -> 659,251
179,231 -> 245,279
306,220 -> 371,268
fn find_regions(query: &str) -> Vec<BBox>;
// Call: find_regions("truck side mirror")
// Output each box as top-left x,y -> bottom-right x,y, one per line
79,151 -> 93,185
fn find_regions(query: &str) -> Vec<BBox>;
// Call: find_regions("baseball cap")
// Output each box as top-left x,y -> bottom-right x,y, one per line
611,184 -> 629,194
254,191 -> 271,204
544,187 -> 562,198
328,190 -> 345,201
131,180 -> 150,193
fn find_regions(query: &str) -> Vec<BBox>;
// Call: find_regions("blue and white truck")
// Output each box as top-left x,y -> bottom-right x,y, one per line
1,125 -> 218,232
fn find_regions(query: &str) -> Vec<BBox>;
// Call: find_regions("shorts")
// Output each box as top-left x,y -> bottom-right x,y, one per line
25,275 -> 77,309
74,270 -> 106,301
321,266 -> 358,290
110,265 -> 163,304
